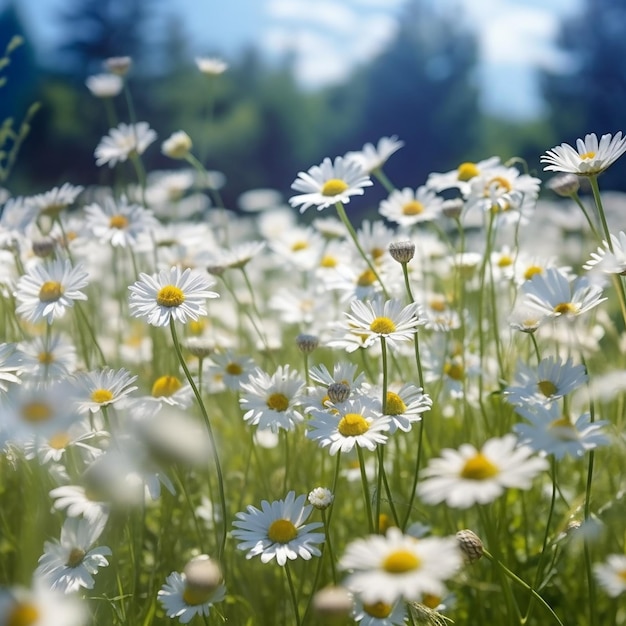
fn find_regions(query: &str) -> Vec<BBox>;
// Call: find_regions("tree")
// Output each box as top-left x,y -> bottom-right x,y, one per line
540,0 -> 626,189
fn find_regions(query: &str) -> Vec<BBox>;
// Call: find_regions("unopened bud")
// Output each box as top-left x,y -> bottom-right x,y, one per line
388,240 -> 415,264
327,382 -> 351,404
104,56 -> 132,76
32,237 -> 57,258
183,555 -> 223,600
456,529 -> 484,563
441,198 -> 464,219
312,585 -> 353,619
296,333 -> 319,354
546,173 -> 580,197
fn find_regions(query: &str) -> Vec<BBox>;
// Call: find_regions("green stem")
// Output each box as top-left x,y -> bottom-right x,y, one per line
357,446 -> 374,533
284,561 -> 302,626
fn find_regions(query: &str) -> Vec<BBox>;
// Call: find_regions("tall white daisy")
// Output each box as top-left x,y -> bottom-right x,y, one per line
14,259 -> 89,324
344,135 -> 404,174
583,230 -> 626,275
339,527 -> 462,604
541,132 -> 626,176
417,434 -> 548,508
379,186 -> 444,226
74,367 -> 138,414
289,156 -> 372,213
594,554 -> 626,597
128,266 -> 219,327
232,491 -> 325,565
95,122 -> 157,168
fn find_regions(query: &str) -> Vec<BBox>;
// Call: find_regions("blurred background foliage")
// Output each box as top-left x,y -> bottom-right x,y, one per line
1,0 -> 625,209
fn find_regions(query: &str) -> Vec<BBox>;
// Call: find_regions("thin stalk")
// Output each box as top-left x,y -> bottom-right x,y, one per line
357,446 -> 375,533
284,561 -> 302,626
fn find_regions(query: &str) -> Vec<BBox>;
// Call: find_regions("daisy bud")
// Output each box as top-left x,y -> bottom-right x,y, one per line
31,236 -> 57,258
388,240 -> 415,264
162,131 -> 193,160
456,529 -> 484,563
296,333 -> 319,353
546,173 -> 580,197
184,337 -> 215,358
206,264 -> 227,276
308,487 -> 334,510
327,382 -> 351,404
183,555 -> 223,602
104,56 -> 132,76
441,198 -> 464,219
311,585 -> 353,619
86,73 -> 123,98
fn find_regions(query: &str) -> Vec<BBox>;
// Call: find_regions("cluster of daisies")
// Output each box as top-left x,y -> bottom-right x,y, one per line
2,52 -> 626,624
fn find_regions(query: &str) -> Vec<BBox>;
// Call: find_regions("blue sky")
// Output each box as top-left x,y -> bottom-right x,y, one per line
14,0 -> 582,119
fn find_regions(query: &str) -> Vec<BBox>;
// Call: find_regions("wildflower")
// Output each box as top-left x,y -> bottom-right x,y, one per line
546,173 -> 580,196
339,527 -> 461,604
195,57 -> 228,75
0,196 -> 38,248
522,267 -> 606,320
49,484 -> 110,527
353,597 -> 408,626
162,131 -> 193,160
237,188 -> 283,212
380,383 -> 432,434
232,491 -> 325,565
145,375 -> 193,408
27,183 -> 84,218
417,434 -> 548,508
344,135 -> 404,174
306,396 -> 391,455
204,351 -> 255,391
0,583 -> 87,626
388,240 -> 416,265
513,403 -> 609,459
426,156 -> 501,194
95,122 -> 157,168
342,297 -> 424,350
594,554 -> 626,597
74,367 -> 138,414
0,343 -> 23,395
584,231 -> 626,275
456,530 -> 484,564
308,487 -> 334,510
308,361 -> 365,391
379,186 -> 443,227
289,156 -> 372,213
295,333 -> 319,354
312,586 -> 353,619
84,196 -> 157,247
128,266 -> 219,327
85,73 -> 123,98
239,365 -> 305,433
34,517 -> 111,593
14,259 -> 89,324
504,356 -> 588,407
541,132 -> 626,176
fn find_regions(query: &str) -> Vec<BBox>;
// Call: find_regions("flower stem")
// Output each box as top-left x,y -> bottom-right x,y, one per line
284,561 -> 302,626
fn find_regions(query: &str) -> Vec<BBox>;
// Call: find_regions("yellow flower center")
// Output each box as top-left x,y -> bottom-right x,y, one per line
548,416 -> 577,440
321,178 -> 349,197
497,255 -> 513,267
460,453 -> 499,480
39,280 -> 63,302
109,214 -> 129,229
580,151 -> 596,160
225,362 -> 243,376
444,361 -> 464,381
182,587 -> 213,606
485,176 -> 512,194
156,285 -> 185,308
457,162 -> 480,181
428,297 -> 447,312
385,391 -> 407,415
37,351 -> 54,365
338,412 -> 369,436
291,240 -> 309,252
267,392 -> 289,412
356,269 -> 377,287
538,380 -> 557,397
21,401 -> 53,424
91,388 -> 114,404
371,247 -> 385,261
364,602 -> 393,618
378,513 -> 393,534
267,518 -> 298,543
402,200 -> 424,216
320,254 -> 337,268
553,302 -> 578,315
524,265 -> 543,280
422,593 -> 442,609
48,432 -> 71,450
188,319 -> 206,335
152,375 -> 182,397
383,548 -> 421,573
617,569 -> 626,582
6,602 -> 39,626
369,316 -> 396,335
66,547 -> 86,567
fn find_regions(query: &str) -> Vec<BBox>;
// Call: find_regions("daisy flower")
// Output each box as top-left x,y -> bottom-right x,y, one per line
34,517 -> 111,593
85,73 -> 123,98
594,554 -> 626,597
74,367 -> 138,414
342,297 -> 424,350
0,196 -> 38,248
306,396 -> 391,455
352,597 -> 408,626
239,365 -> 305,433
344,135 -> 404,174
26,183 -> 84,218
583,231 -> 626,275
0,342 -> 23,395
18,332 -> 77,380
0,583 -> 87,626
540,132 -> 626,176
195,56 -> 228,75
49,484 -> 110,526
128,266 -> 219,327
417,434 -> 548,509
204,350 -> 255,391
504,356 -> 588,407
379,186 -> 444,226
161,131 -> 193,160
84,196 -> 157,247
14,259 -> 89,324
158,566 -> 226,624
379,383 -> 432,434
309,361 -> 366,391
232,491 -> 325,565
522,267 -> 606,320
95,122 -> 157,167
339,527 -> 461,605
426,156 -> 501,194
513,403 -> 609,460
289,156 -> 373,213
